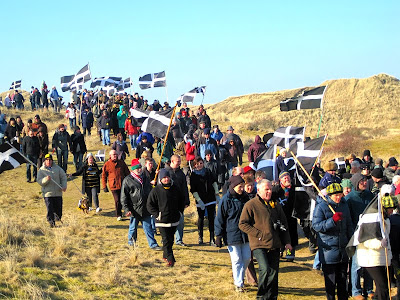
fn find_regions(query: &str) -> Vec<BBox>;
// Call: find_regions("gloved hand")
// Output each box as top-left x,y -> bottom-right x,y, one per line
212,182 -> 219,195
215,236 -> 223,248
193,192 -> 205,210
103,187 -> 109,193
332,212 -> 343,223
381,238 -> 388,248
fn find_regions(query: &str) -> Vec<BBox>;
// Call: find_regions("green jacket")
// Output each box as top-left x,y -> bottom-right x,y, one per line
117,106 -> 128,129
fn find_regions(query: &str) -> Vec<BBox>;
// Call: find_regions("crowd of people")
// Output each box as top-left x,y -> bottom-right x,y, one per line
2,88 -> 400,299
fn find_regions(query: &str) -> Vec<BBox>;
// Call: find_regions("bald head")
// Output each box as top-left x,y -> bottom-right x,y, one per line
109,150 -> 118,161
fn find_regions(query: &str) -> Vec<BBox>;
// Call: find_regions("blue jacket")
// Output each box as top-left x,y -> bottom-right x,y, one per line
312,196 -> 353,264
215,191 -> 249,245
136,132 -> 154,145
319,172 -> 341,189
210,130 -> 223,141
50,89 -> 59,100
345,189 -> 374,227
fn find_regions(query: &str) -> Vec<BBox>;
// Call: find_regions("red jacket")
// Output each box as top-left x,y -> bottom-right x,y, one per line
185,141 -> 196,161
102,159 -> 130,191
124,118 -> 139,135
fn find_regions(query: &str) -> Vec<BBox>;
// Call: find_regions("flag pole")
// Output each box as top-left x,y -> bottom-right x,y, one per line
317,85 -> 328,138
153,103 -> 178,183
378,195 -> 392,299
290,150 -> 335,214
6,142 -> 63,189
165,85 -> 169,104
311,134 -> 328,172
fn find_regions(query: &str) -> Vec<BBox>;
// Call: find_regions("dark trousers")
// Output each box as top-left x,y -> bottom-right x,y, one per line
26,154 -> 37,181
86,187 -> 99,208
44,196 -> 63,226
118,128 -> 127,141
83,127 -> 91,136
253,248 -> 280,300
365,266 -> 389,300
287,216 -> 299,248
197,204 -> 216,240
56,149 -> 68,172
159,226 -> 177,263
322,262 -> 348,300
37,157 -> 44,169
111,189 -> 122,217
246,251 -> 258,285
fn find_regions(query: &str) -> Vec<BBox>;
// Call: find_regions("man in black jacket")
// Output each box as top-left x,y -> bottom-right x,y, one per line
22,129 -> 40,182
52,124 -> 71,172
121,159 -> 161,250
147,169 -> 185,267
71,126 -> 87,172
165,154 -> 190,246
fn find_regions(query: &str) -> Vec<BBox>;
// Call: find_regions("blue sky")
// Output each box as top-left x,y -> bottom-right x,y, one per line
1,1 -> 399,104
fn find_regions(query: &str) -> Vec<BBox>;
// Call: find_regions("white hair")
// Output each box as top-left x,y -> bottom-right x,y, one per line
257,179 -> 272,190
380,184 -> 395,197
393,175 -> 400,185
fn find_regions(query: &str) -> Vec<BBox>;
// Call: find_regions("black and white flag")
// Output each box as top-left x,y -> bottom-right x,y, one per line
0,143 -> 27,174
346,195 -> 384,257
331,157 -> 346,170
141,109 -> 174,139
280,86 -> 327,111
253,145 -> 278,181
295,135 -> 326,173
268,126 -> 305,151
9,80 -> 21,90
177,86 -> 207,103
117,78 -> 132,91
139,71 -> 166,89
129,108 -> 150,126
90,77 -> 122,88
60,63 -> 91,92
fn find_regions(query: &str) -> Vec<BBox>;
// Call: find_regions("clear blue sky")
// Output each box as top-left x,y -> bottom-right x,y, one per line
1,1 -> 399,104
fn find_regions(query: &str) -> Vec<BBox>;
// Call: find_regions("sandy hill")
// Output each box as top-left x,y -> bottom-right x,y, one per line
206,73 -> 400,139
0,89 -> 30,102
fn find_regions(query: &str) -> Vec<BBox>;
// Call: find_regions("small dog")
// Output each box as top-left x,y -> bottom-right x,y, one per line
78,195 -> 89,214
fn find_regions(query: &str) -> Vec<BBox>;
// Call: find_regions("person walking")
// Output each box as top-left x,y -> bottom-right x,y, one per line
37,154 -> 67,227
102,150 -> 130,221
22,129 -> 40,182
52,124 -> 71,172
71,126 -> 87,172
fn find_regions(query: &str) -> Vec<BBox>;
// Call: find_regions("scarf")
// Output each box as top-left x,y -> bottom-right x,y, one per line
130,171 -> 143,185
193,168 -> 206,176
162,182 -> 171,190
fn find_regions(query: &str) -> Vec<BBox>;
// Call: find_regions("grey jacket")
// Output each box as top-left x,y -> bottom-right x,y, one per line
37,164 -> 67,197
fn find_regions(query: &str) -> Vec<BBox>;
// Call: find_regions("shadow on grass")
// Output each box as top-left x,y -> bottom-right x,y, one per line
280,286 -> 326,297
180,246 -> 229,254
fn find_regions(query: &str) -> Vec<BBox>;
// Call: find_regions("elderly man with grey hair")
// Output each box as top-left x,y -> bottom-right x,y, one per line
102,149 -> 130,221
239,179 -> 292,299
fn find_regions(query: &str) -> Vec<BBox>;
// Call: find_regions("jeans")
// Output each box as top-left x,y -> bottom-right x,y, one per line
73,152 -> 83,171
128,134 -> 138,149
56,149 -> 68,172
101,128 -> 110,145
128,215 -> 159,248
351,250 -> 373,296
69,118 -> 76,130
85,187 -> 99,208
253,248 -> 280,300
322,262 -> 348,300
26,154 -> 38,181
174,214 -> 185,243
227,243 -> 251,288
313,251 -> 321,270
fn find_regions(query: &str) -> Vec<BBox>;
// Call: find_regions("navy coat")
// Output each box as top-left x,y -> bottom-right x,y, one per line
312,196 -> 354,264
215,191 -> 249,245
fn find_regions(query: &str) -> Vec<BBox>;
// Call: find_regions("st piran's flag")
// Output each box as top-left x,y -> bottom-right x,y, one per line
130,108 -> 174,138
0,143 -> 27,174
280,86 -> 326,111
60,64 -> 91,92
331,157 -> 346,170
117,78 -> 132,91
291,136 -> 326,220
9,80 -> 21,90
177,86 -> 206,103
139,71 -> 166,89
346,195 -> 384,258
90,76 -> 122,88
268,126 -> 305,151
253,145 -> 277,181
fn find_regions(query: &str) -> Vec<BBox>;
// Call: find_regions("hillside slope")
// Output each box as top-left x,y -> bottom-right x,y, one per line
206,73 -> 400,139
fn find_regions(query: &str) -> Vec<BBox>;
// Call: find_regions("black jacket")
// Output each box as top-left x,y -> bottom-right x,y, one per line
147,183 -> 184,226
72,161 -> 102,191
71,132 -> 87,154
22,135 -> 40,156
121,173 -> 153,218
165,165 -> 190,206
190,169 -> 217,204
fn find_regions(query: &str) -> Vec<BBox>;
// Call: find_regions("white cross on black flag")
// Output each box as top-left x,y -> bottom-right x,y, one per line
280,86 -> 326,111
90,77 -> 122,88
268,126 -> 305,151
0,143 -> 27,174
139,71 -> 166,90
9,80 -> 21,90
